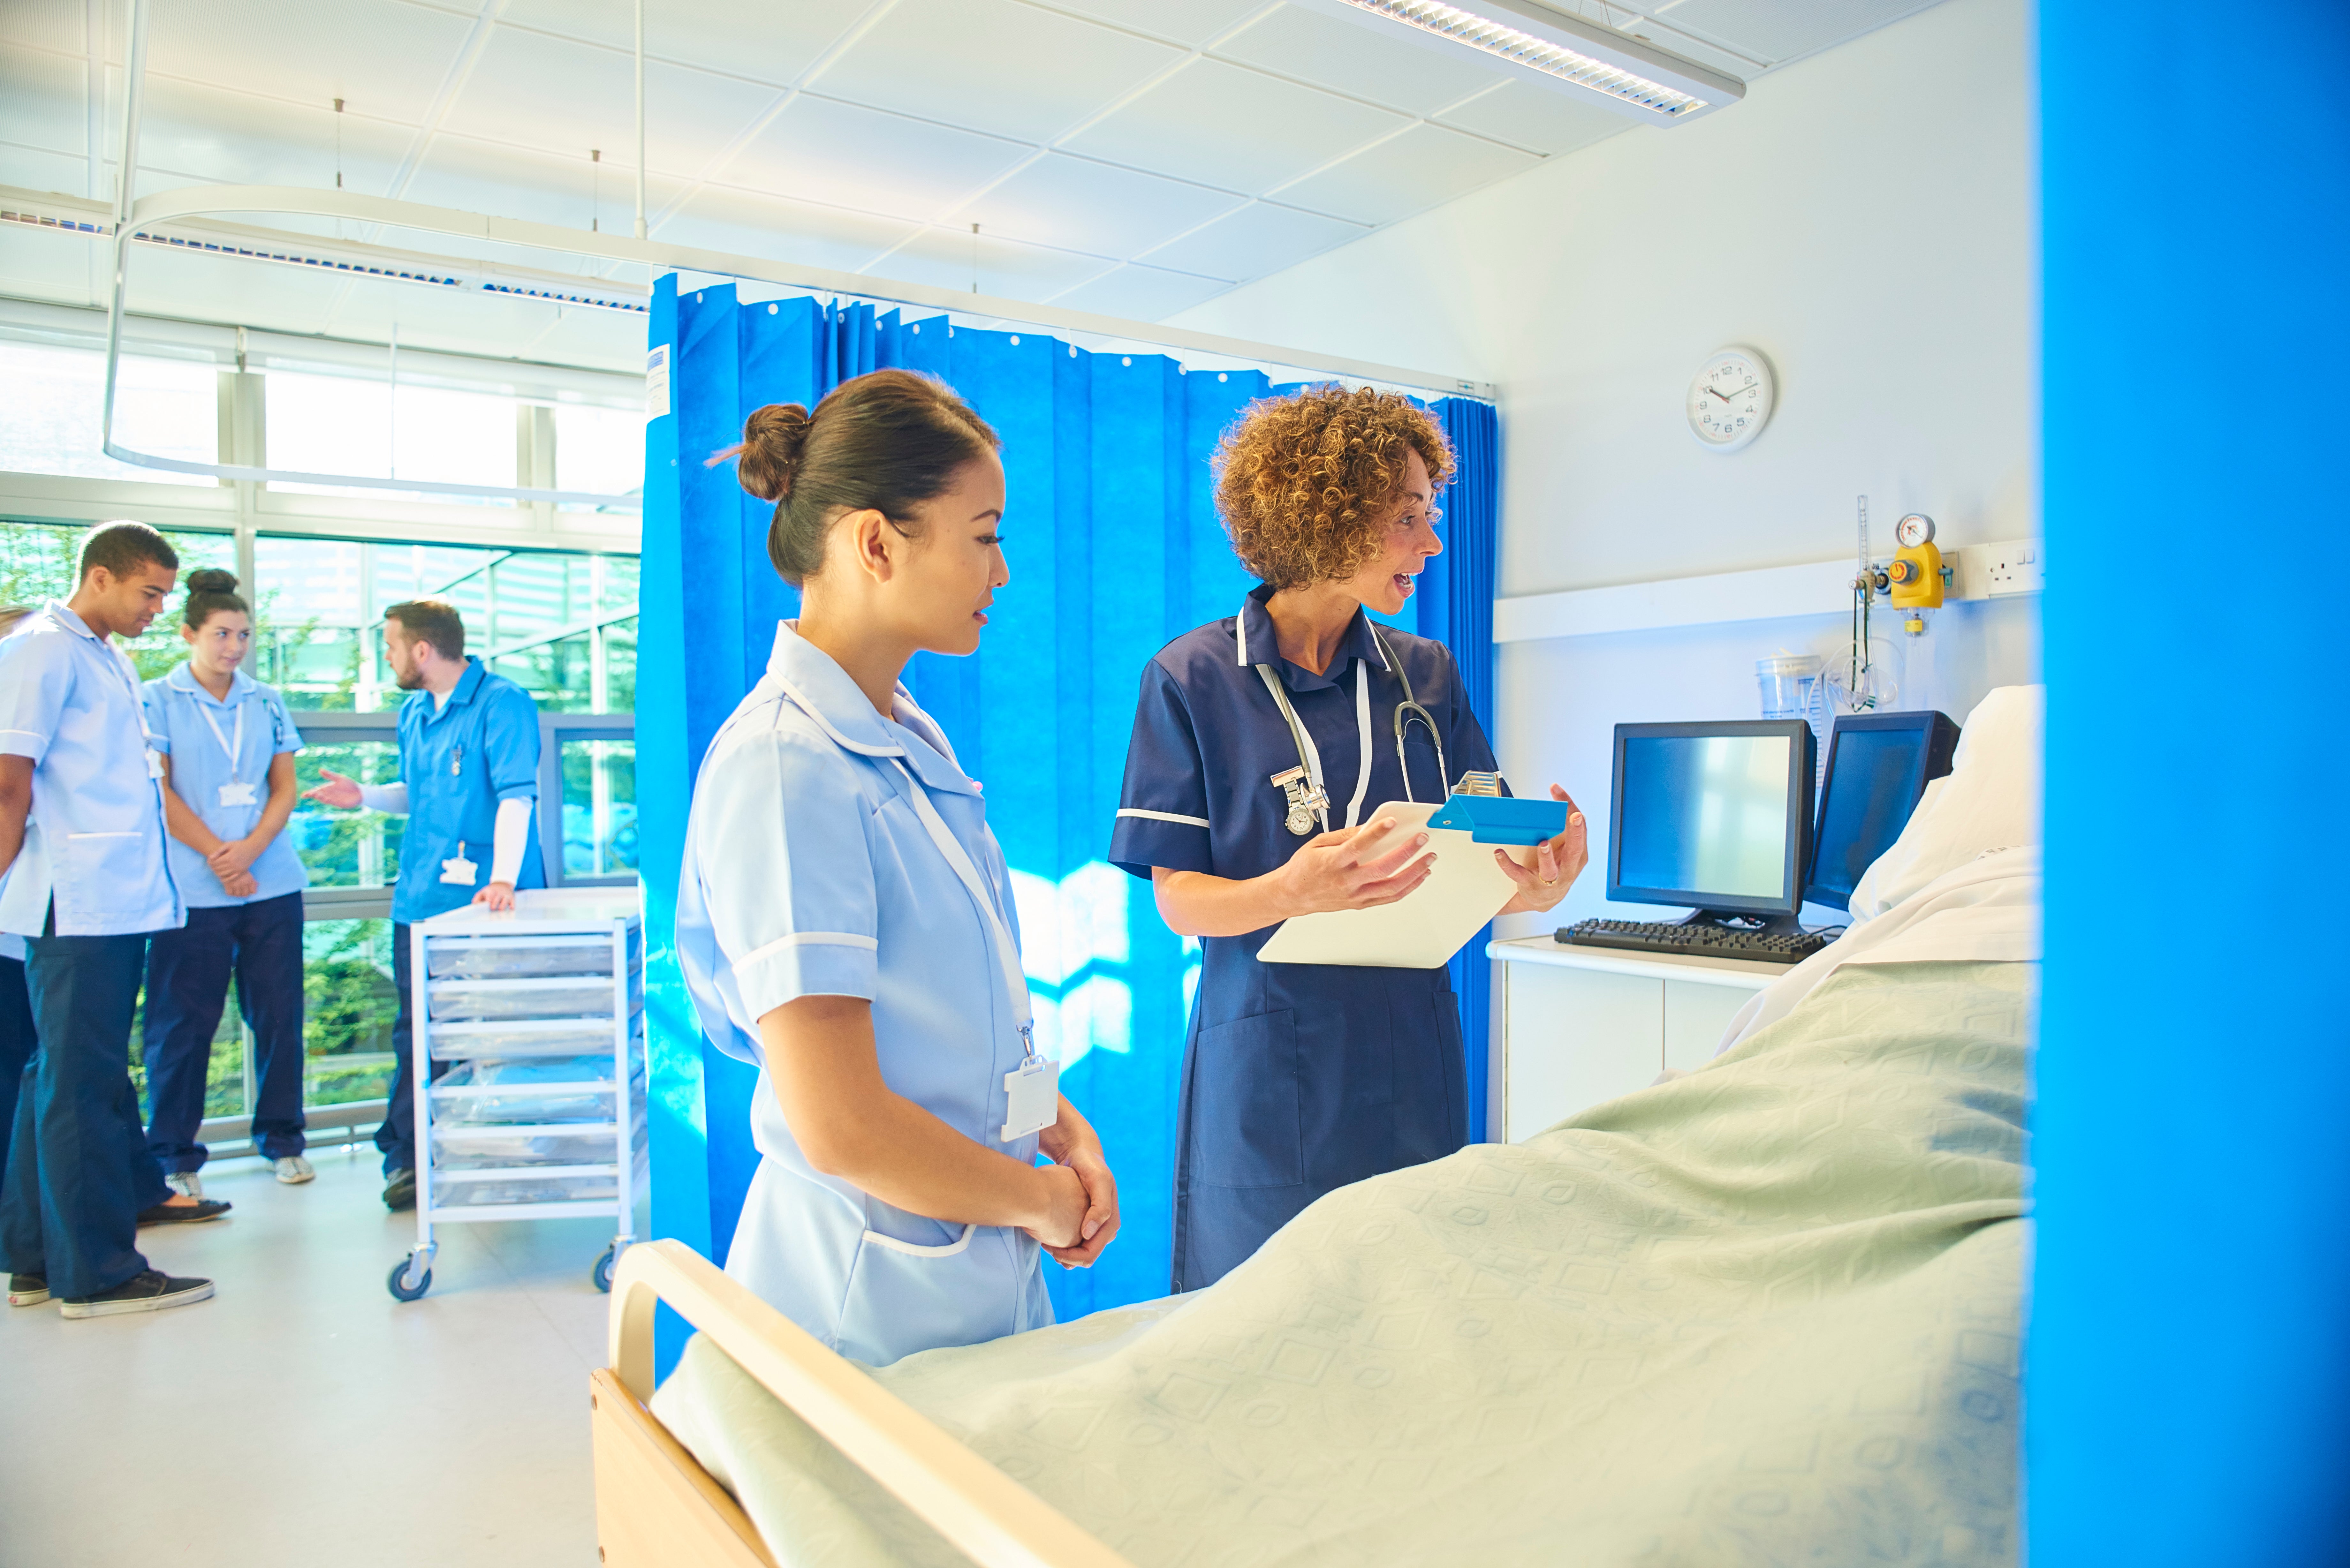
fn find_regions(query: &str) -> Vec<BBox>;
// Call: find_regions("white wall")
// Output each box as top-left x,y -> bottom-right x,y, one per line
1174,0 -> 2040,936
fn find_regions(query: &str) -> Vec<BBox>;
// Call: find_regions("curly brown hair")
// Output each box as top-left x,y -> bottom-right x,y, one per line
1212,385 -> 1454,591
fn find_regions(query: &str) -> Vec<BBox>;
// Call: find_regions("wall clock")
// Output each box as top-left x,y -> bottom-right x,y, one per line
1687,346 -> 1774,452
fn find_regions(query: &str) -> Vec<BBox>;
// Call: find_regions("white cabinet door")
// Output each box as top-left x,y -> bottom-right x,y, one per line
1663,980 -> 1755,1072
1504,964 -> 1662,1142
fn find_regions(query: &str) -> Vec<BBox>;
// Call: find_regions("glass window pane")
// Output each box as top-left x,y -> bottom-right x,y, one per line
0,520 -> 236,681
494,631 -> 592,713
553,403 -> 643,507
0,343 -> 216,485
560,738 -> 637,878
304,918 -> 399,1107
289,737 -> 405,889
263,371 -> 516,506
602,616 -> 636,714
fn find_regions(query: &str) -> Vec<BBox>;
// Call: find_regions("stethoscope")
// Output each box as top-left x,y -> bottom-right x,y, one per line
1251,623 -> 1448,837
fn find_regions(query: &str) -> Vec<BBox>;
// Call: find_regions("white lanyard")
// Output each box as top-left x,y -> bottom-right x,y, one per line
196,696 -> 246,780
1254,659 -> 1372,834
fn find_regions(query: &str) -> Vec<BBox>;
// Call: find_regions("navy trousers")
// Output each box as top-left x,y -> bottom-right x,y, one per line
0,956 -> 34,1193
374,922 -> 447,1177
142,891 -> 307,1169
0,930 -> 170,1297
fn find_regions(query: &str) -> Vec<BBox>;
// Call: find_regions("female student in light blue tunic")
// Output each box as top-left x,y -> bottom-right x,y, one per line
676,371 -> 1120,1368
140,570 -> 313,1191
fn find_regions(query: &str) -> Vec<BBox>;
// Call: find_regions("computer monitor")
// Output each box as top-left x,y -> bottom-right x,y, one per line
1801,710 -> 1961,912
1607,720 -> 1816,923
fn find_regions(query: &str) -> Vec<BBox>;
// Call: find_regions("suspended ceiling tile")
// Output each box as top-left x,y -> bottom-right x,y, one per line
437,27 -> 779,177
1033,0 -> 1270,49
1276,120 -> 1538,226
1,44 -> 86,157
144,0 -> 476,128
403,134 -> 695,238
497,0 -> 871,87
814,0 -> 1184,147
1063,57 -> 1410,194
660,186 -> 921,277
869,224 -> 1109,303
1211,4 -> 1504,117
959,153 -> 1244,262
715,95 -> 1030,225
1613,18 -> 1765,80
0,144 -> 96,205
1136,200 -> 1365,284
1432,80 -> 1631,156
121,76 -> 414,196
1655,0 -> 1935,66
1052,261 -> 1233,322
3,0 -> 93,55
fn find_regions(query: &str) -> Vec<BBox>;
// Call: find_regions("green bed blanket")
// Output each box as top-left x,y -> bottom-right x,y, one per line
653,959 -> 2031,1567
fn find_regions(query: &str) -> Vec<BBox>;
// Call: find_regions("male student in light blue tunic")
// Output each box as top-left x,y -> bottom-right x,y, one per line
0,522 -> 225,1319
302,598 -> 543,1212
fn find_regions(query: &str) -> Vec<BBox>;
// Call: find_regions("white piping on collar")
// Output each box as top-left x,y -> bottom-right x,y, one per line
1234,611 -> 1247,667
1236,595 -> 1399,674
771,672 -> 906,758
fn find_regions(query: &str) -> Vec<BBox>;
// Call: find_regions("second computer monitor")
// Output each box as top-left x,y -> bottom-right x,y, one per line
1801,710 -> 1962,912
1607,720 -> 1817,918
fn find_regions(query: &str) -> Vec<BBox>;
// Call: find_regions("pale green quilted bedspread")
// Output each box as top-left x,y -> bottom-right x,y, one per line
653,960 -> 2031,1567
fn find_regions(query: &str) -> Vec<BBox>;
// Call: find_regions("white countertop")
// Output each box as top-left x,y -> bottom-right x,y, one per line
1485,934 -> 1791,990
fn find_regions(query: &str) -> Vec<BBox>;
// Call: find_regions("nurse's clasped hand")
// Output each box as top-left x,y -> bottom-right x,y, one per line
761,994 -> 1121,1264
1493,786 -> 1589,916
1149,817 -> 1436,939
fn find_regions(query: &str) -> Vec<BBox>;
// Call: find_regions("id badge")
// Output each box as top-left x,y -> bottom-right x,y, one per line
999,1056 -> 1059,1143
439,852 -> 478,887
218,781 -> 258,807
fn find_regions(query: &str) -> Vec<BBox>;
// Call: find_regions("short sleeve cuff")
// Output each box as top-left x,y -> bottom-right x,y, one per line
1109,811 -> 1213,879
494,783 -> 538,803
732,932 -> 879,1019
0,730 -> 48,762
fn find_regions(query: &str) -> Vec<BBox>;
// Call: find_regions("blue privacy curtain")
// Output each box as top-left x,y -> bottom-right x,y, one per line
638,276 -> 1498,1325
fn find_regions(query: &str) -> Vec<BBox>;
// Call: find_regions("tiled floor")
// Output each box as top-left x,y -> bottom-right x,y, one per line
0,1142 -> 625,1567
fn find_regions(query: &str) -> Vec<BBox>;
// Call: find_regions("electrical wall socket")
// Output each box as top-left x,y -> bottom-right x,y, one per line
1953,539 -> 2045,599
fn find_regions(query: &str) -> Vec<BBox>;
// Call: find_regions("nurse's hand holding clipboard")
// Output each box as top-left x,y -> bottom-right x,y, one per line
1492,785 -> 1588,916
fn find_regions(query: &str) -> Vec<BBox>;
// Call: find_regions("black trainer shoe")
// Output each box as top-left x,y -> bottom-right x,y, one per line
383,1168 -> 416,1212
135,1197 -> 232,1226
7,1273 -> 49,1307
59,1269 -> 213,1319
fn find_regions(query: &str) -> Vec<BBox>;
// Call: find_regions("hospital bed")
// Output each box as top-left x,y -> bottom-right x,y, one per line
592,689 -> 2043,1568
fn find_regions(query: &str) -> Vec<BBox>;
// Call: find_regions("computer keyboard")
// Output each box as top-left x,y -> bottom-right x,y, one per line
1556,918 -> 1836,965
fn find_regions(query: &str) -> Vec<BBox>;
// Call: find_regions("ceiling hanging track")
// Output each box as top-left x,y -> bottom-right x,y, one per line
633,0 -> 647,241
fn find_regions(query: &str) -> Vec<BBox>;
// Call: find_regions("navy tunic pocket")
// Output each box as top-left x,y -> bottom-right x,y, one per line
1191,1008 -> 1303,1188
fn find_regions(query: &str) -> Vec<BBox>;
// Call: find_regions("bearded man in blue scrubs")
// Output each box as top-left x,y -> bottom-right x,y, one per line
0,522 -> 226,1319
302,599 -> 544,1211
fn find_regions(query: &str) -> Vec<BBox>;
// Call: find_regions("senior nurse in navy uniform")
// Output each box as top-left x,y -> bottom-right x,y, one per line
1111,386 -> 1588,1291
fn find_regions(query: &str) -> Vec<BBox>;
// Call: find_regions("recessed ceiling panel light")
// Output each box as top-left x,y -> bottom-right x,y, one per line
1292,0 -> 1744,124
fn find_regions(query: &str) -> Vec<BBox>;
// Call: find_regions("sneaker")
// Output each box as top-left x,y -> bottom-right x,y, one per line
59,1269 -> 212,1319
382,1168 -> 416,1212
273,1155 -> 316,1185
136,1197 -> 232,1226
165,1170 -> 204,1200
7,1273 -> 49,1307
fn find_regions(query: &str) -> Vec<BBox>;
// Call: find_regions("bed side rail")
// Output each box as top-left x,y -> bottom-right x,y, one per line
609,1239 -> 1135,1568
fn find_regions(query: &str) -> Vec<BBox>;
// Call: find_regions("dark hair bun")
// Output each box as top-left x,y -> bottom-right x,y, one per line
186,568 -> 240,596
715,403 -> 814,502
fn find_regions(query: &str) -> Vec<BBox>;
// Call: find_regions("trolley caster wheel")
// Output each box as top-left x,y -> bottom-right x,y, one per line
388,1258 -> 433,1301
592,1245 -> 617,1294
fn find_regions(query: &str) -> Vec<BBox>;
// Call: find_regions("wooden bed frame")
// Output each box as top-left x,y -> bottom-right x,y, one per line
591,1240 -> 1135,1568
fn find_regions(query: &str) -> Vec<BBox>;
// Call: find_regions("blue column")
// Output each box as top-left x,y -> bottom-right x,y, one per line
2034,4 -> 2349,1561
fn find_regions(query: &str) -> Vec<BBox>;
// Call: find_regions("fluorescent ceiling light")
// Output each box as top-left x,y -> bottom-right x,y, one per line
1293,0 -> 1744,124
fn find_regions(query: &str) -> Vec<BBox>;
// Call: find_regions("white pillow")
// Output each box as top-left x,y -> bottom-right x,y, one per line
1846,685 -> 2043,923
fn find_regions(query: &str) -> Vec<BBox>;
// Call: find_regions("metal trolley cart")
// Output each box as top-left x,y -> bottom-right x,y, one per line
389,894 -> 646,1301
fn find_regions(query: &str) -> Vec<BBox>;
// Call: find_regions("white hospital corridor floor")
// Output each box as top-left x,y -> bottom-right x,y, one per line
0,1143 -> 608,1567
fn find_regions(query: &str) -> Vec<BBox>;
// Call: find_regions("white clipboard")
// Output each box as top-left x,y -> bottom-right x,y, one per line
1255,801 -> 1518,969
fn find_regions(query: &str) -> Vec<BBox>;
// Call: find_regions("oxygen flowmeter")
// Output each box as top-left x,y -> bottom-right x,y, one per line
1887,512 -> 1946,634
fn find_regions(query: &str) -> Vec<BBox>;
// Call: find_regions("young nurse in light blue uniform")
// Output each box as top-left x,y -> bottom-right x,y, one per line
141,570 -> 311,1189
675,373 -> 1120,1368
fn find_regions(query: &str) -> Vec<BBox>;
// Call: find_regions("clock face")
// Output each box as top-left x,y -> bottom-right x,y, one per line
1687,349 -> 1774,451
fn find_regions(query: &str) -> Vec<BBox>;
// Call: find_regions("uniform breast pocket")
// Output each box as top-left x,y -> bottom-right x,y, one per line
1191,1008 -> 1304,1189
